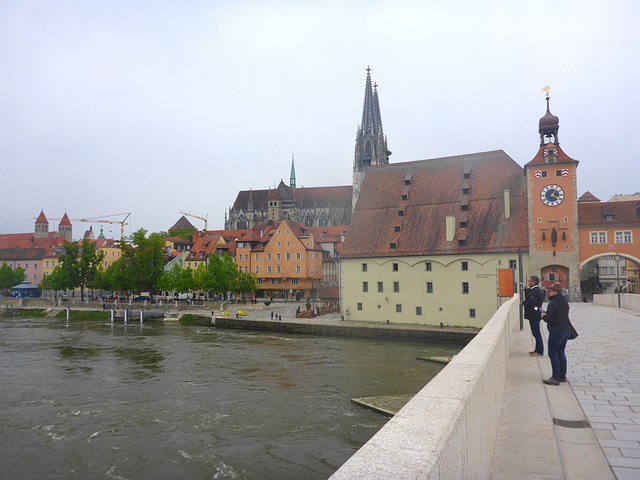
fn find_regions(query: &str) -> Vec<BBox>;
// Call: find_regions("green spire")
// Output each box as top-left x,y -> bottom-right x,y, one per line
290,152 -> 296,190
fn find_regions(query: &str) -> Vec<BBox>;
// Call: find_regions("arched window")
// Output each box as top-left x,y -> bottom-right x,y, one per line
237,216 -> 247,230
305,212 -> 313,227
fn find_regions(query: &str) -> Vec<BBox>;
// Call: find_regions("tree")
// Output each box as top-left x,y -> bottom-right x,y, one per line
39,267 -> 67,299
0,263 -> 25,296
203,253 -> 238,298
120,229 -> 166,298
57,239 -> 105,301
235,271 -> 258,301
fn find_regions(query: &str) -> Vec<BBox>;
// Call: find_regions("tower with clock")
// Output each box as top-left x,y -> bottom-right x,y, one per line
524,88 -> 580,298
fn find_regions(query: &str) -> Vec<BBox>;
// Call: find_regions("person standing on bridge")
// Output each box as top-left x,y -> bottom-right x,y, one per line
523,275 -> 545,357
541,282 -> 571,385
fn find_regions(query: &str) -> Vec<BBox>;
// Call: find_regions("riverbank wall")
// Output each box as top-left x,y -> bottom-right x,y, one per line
207,316 -> 476,345
330,295 -> 520,479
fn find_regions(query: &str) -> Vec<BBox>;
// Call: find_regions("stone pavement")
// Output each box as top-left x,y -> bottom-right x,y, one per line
492,302 -> 640,479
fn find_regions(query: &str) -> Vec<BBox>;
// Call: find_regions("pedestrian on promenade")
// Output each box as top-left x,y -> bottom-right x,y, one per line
541,282 -> 571,385
522,275 -> 545,357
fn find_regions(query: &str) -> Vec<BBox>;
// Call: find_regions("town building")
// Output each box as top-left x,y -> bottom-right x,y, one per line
234,220 -> 323,300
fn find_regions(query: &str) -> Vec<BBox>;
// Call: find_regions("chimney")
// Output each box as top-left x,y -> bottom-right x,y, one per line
504,190 -> 511,219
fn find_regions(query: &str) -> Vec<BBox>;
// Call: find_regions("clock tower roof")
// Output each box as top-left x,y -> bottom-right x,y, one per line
539,95 -> 560,145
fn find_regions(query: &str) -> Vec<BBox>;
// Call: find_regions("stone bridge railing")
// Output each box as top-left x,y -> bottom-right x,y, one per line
330,295 -> 520,479
594,293 -> 640,312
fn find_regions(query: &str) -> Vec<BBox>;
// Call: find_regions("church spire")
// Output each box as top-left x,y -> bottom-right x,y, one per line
290,152 -> 296,190
353,66 -> 390,210
539,86 -> 560,145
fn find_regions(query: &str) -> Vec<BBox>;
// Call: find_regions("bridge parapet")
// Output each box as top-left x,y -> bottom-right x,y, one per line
330,296 -> 520,479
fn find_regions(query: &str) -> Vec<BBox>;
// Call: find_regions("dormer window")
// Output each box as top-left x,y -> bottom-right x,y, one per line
462,188 -> 470,195
401,194 -> 408,201
605,214 -> 614,221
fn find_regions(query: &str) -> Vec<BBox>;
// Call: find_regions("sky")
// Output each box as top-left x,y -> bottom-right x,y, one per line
1,1 -> 639,240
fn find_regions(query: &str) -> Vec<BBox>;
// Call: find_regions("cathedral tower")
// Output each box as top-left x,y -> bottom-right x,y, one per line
34,209 -> 49,239
352,67 -> 390,210
525,88 -> 580,298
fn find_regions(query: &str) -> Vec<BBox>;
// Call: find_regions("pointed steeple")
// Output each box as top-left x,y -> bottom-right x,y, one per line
290,152 -> 296,190
353,66 -> 390,210
35,209 -> 49,239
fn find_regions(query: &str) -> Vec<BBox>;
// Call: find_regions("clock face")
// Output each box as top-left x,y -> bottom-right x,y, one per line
540,184 -> 565,206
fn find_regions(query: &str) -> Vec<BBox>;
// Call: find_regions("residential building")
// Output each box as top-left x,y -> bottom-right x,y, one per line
235,220 -> 323,300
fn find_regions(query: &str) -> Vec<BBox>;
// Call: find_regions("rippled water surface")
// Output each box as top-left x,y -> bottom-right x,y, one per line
0,317 -> 460,479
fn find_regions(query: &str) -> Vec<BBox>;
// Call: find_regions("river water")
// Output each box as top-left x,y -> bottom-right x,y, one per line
0,316 -> 460,480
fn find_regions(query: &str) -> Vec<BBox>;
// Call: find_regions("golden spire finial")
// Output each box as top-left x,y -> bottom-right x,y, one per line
541,86 -> 551,98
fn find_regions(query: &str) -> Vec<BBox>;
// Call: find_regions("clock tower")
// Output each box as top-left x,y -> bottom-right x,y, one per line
525,88 -> 580,298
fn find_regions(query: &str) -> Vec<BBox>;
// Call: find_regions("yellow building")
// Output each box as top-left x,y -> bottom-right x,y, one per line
235,220 -> 323,300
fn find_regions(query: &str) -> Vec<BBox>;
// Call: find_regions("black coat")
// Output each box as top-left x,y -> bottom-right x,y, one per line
543,293 -> 571,333
523,285 -> 545,321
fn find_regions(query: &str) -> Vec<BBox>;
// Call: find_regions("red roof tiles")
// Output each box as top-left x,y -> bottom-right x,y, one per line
341,150 -> 528,258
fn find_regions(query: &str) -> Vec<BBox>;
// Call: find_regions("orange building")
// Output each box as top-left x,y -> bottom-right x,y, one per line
235,220 -> 323,300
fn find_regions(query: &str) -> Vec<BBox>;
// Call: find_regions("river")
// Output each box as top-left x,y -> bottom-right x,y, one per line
0,316 -> 460,479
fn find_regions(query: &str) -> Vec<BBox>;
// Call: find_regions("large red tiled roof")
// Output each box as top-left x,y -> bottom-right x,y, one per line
0,248 -> 47,261
341,150 -> 529,258
578,201 -> 640,227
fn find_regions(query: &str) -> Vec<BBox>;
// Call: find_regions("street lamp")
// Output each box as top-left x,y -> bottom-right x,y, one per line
615,254 -> 621,308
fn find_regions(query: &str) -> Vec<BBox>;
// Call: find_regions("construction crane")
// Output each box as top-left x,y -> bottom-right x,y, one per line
180,211 -> 208,231
46,213 -> 131,239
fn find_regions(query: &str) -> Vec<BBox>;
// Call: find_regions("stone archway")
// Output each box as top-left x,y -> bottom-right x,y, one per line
540,265 -> 570,291
580,254 -> 640,301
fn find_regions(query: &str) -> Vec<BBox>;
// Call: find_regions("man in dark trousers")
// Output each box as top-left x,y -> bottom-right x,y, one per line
523,275 -> 545,357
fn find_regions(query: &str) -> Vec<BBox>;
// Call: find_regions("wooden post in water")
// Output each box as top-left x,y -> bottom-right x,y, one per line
66,308 -> 70,320
124,309 -> 128,324
111,309 -> 115,323
140,310 -> 144,323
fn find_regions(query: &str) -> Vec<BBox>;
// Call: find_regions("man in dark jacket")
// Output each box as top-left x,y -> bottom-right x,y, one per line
523,275 -> 545,356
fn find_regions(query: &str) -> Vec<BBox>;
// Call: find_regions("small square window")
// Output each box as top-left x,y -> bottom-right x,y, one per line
459,240 -> 466,246
357,303 -> 363,311
462,188 -> 470,195
470,309 -> 476,318
401,194 -> 408,201
398,210 -> 405,216
461,205 -> 469,212
556,170 -> 563,177
462,282 -> 469,294
425,262 -> 432,271
509,260 -> 517,269
541,171 -> 548,178
416,306 -> 422,315
394,226 -> 401,232
396,304 -> 402,313
390,243 -> 397,250
393,282 -> 400,293
460,221 -> 468,229
392,263 -> 399,272
461,261 -> 468,271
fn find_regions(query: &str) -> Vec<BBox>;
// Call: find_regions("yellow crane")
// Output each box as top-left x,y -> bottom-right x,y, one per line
180,211 -> 208,231
46,213 -> 131,239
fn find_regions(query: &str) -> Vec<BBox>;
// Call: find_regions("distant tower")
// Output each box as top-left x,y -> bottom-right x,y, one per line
34,209 -> 49,239
267,188 -> 281,222
353,66 -> 390,210
57,213 -> 73,243
290,152 -> 296,190
525,87 -> 580,297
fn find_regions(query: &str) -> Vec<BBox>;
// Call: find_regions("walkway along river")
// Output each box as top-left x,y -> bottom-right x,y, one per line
0,316 -> 462,479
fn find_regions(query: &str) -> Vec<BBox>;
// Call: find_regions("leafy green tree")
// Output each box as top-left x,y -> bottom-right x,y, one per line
120,229 -> 166,298
57,239 -> 105,301
203,253 -> 238,298
39,267 -> 67,299
235,271 -> 258,301
0,263 -> 25,296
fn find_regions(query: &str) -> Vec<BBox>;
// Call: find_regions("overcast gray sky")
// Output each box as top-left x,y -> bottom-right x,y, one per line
1,1 -> 638,239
